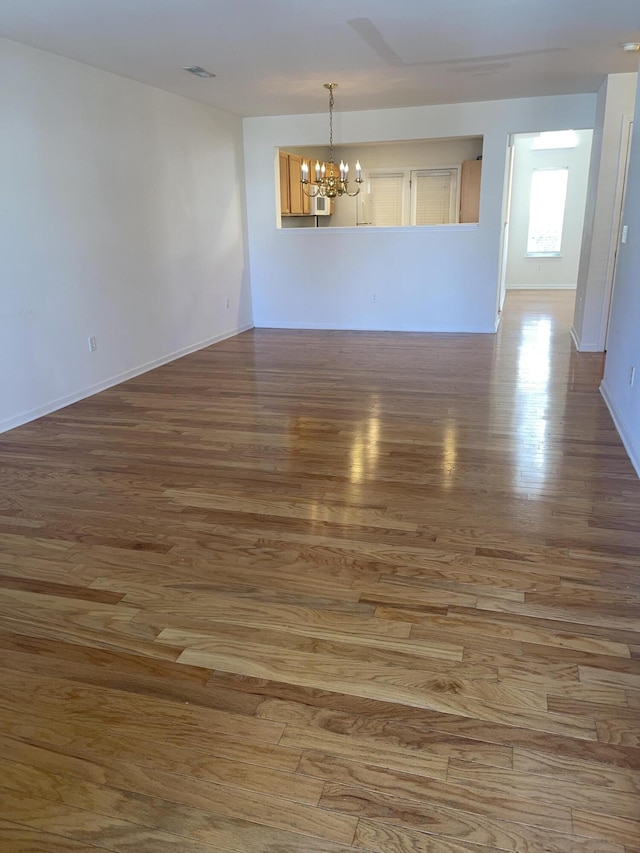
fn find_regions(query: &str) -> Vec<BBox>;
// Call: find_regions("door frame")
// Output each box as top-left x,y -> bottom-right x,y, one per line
495,135 -> 515,325
602,115 -> 634,351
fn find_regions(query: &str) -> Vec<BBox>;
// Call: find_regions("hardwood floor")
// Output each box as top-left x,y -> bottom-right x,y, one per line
1,289 -> 639,853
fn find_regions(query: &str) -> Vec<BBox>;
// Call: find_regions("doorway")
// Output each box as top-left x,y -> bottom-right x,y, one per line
498,129 -> 593,317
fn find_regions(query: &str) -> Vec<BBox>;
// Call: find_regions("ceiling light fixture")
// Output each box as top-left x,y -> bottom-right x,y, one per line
622,42 -> 640,52
301,84 -> 363,199
182,66 -> 216,78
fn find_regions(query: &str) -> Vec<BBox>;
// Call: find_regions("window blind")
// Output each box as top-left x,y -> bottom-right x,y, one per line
369,173 -> 405,226
412,170 -> 456,225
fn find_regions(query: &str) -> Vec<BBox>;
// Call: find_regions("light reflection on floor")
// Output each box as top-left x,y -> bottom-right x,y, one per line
514,314 -> 552,494
349,394 -> 381,485
442,421 -> 457,489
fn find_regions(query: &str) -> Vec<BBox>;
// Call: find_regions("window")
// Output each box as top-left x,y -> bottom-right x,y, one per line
368,172 -> 405,226
412,169 -> 458,225
364,167 -> 459,227
526,167 -> 569,256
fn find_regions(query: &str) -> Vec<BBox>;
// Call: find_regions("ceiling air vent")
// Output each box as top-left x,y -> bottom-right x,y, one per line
182,66 -> 216,78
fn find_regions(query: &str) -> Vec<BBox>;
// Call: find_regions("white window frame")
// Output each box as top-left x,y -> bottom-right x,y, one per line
410,168 -> 461,226
361,165 -> 461,227
365,170 -> 407,227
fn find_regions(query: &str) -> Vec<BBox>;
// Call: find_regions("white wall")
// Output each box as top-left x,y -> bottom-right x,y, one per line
505,130 -> 592,289
244,94 -> 595,333
601,65 -> 640,477
572,73 -> 637,351
0,38 -> 252,432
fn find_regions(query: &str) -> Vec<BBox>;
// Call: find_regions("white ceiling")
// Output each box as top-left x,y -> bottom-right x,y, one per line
1,0 -> 639,117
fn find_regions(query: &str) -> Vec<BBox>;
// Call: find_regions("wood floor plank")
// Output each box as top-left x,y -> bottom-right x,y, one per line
0,707 -> 303,774
0,574 -> 124,604
285,725 -> 451,779
446,758 -> 640,819
132,591 -> 414,640
150,617 -> 465,666
174,632 -> 538,710
353,817 -> 625,853
0,634 -> 265,715
474,596 -> 639,634
165,488 -> 419,532
211,670 -> 640,770
415,610 -> 633,658
0,666 -> 284,745
0,611 -> 186,662
306,754 -> 618,853
512,747 -> 640,794
0,786 -> 289,853
260,699 -> 514,768
580,664 -> 640,690
0,757 -> 355,845
572,809 -> 640,851
0,631 -> 209,685
0,733 -> 323,806
184,647 -> 596,736
522,642 -> 640,675
0,586 -> 139,623
318,778 -> 573,833
303,752 -> 621,851
1,292 -> 638,851
0,819 -> 114,853
0,704 -> 304,780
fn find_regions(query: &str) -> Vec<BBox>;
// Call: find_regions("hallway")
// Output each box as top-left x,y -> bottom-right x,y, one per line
0,290 -> 639,853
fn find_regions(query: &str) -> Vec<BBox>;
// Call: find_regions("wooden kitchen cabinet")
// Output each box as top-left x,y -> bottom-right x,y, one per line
288,153 -> 310,215
460,159 -> 482,223
279,151 -> 291,215
279,150 -> 311,216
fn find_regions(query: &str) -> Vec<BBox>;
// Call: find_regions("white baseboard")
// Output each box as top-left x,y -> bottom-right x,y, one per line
254,321 -> 496,333
600,380 -> 640,479
506,283 -> 577,290
1,323 -> 254,434
570,326 -> 602,352
570,326 -> 581,351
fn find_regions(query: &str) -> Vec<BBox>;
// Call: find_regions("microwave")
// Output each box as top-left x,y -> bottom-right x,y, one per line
310,195 -> 331,216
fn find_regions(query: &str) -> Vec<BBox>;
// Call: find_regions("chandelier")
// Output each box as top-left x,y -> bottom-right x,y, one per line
301,84 -> 363,199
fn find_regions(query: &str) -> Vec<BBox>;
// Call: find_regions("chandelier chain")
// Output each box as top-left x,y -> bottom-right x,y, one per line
328,86 -> 334,163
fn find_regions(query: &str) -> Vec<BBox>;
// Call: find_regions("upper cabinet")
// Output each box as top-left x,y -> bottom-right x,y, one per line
279,151 -> 311,216
279,151 -> 291,215
460,159 -> 482,223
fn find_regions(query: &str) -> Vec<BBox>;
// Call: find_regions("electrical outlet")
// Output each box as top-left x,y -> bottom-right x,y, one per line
370,293 -> 377,303
631,366 -> 636,387
88,336 -> 97,352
